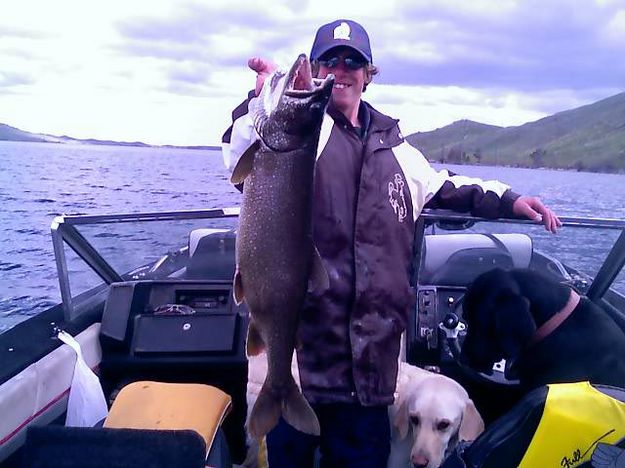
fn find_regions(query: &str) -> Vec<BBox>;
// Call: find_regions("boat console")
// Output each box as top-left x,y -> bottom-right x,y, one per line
410,233 -> 533,369
100,279 -> 246,358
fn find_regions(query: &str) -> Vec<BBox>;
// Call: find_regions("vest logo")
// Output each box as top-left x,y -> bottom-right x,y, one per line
333,22 -> 351,40
388,173 -> 407,223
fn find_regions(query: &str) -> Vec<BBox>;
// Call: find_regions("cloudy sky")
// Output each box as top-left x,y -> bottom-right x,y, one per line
1,0 -> 624,146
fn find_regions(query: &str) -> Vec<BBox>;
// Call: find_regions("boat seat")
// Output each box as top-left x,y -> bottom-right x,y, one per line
23,425 -> 207,468
22,381 -> 233,467
104,381 -> 232,465
420,233 -> 533,286
186,228 -> 236,280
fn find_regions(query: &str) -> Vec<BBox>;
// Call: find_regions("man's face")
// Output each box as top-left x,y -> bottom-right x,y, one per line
317,46 -> 367,114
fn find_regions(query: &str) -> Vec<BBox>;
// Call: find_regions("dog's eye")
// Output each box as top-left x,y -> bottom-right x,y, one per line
410,415 -> 420,426
437,420 -> 451,431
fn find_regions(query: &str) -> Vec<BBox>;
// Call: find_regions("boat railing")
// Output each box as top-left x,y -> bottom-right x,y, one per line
50,207 -> 625,322
413,210 -> 625,301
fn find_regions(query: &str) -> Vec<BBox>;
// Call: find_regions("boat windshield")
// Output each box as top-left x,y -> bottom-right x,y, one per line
51,208 -> 240,320
50,208 -> 625,322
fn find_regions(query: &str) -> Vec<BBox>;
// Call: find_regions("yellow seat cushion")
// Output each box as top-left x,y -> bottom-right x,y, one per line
103,381 -> 231,453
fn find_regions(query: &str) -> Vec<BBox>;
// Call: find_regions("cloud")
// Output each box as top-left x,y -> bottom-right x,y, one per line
369,0 -> 625,92
116,4 -> 279,43
604,8 -> 625,40
113,10 -> 318,78
366,81 -> 620,136
109,0 -> 624,106
0,25 -> 50,40
1,0 -> 623,145
0,71 -> 34,89
110,3 -> 328,100
113,40 -> 209,62
168,64 -> 210,85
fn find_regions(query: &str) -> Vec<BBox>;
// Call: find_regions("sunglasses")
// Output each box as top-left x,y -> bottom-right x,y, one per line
318,55 -> 368,70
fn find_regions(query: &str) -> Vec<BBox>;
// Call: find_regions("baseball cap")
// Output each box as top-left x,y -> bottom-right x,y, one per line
310,19 -> 372,63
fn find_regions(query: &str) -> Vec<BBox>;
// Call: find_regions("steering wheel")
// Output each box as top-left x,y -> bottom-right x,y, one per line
440,295 -> 521,387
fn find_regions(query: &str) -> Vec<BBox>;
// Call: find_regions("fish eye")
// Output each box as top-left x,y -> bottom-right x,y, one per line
437,420 -> 451,431
410,415 -> 420,426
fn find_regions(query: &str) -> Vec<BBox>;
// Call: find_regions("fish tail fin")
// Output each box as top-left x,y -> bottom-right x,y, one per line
282,378 -> 320,436
248,382 -> 282,439
248,378 -> 320,439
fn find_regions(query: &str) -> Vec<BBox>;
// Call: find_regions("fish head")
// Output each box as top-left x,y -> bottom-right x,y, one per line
251,54 -> 334,152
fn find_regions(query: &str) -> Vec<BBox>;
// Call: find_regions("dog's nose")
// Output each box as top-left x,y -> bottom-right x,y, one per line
411,454 -> 429,467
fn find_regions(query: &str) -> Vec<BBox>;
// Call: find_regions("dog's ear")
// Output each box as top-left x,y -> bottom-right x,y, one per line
459,399 -> 484,441
392,395 -> 411,440
494,291 -> 536,358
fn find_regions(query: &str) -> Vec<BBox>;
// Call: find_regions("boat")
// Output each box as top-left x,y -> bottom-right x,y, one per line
1,207 -> 624,467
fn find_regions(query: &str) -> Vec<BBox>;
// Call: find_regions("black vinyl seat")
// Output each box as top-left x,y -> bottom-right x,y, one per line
22,426 -> 207,468
186,228 -> 236,281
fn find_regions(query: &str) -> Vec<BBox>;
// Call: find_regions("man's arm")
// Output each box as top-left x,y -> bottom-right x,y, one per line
221,89 -> 256,174
221,58 -> 278,175
424,175 -> 518,219
426,181 -> 560,233
391,142 -> 561,233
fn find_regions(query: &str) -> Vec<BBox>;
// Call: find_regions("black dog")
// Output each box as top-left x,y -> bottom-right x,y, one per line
460,268 -> 625,391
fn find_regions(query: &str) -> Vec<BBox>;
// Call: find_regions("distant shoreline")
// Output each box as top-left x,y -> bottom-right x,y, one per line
0,122 -> 222,151
161,144 -> 222,151
429,160 -> 625,176
0,138 -> 221,152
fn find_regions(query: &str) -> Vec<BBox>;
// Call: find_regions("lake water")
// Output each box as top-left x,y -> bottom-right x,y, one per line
2,140 -> 625,333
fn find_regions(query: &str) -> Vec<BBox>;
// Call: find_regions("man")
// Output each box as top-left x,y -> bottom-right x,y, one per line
222,19 -> 560,468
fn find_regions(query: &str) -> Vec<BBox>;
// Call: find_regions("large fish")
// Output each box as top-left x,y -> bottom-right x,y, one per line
230,54 -> 334,438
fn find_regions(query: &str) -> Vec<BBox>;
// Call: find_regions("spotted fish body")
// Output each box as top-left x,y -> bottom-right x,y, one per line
231,54 -> 333,439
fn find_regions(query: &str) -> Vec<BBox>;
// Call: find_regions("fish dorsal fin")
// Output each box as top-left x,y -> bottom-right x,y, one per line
309,246 -> 329,294
230,140 -> 260,185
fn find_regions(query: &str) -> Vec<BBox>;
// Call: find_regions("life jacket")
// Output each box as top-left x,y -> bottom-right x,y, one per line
461,382 -> 625,468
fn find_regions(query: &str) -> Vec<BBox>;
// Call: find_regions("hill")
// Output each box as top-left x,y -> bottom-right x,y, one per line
406,92 -> 625,173
0,123 -> 52,143
0,123 -> 220,150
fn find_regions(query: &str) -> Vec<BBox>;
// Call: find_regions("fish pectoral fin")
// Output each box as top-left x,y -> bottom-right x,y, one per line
308,246 -> 330,294
246,320 -> 266,357
230,140 -> 260,184
233,270 -> 245,305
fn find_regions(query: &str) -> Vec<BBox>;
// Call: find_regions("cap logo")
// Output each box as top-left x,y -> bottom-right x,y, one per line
333,22 -> 351,40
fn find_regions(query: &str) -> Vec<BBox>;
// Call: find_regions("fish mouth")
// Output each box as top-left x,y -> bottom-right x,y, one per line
284,54 -> 334,98
250,54 -> 333,152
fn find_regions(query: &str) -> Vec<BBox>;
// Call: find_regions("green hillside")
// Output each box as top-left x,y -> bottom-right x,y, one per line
406,92 -> 625,173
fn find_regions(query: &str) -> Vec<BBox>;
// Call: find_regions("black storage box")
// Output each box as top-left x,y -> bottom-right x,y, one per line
98,279 -> 249,463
